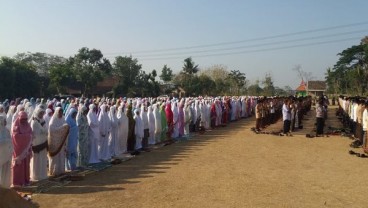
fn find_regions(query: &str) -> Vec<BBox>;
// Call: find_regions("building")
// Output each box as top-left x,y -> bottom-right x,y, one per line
295,80 -> 307,97
307,81 -> 326,97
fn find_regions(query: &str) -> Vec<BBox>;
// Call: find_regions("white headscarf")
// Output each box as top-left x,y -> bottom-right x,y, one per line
87,104 -> 100,137
0,115 -> 12,166
153,103 -> 162,133
98,104 -> 110,137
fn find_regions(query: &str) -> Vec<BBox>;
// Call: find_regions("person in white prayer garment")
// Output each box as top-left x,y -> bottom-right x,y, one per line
108,105 -> 119,157
6,106 -> 16,131
147,105 -> 156,145
134,108 -> 144,150
117,105 -> 128,154
172,102 -> 179,139
0,115 -> 12,188
87,104 -> 100,164
48,107 -> 69,177
153,103 -> 162,143
98,104 -> 111,161
30,107 -> 48,181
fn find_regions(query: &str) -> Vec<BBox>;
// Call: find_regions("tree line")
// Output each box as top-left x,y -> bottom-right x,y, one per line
0,47 -> 292,99
326,36 -> 368,95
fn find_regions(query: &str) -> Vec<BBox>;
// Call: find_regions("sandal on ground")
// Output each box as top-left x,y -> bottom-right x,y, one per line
349,150 -> 358,155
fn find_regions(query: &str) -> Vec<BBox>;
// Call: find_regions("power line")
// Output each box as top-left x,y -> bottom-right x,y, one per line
104,21 -> 368,55
137,37 -> 360,61
122,29 -> 368,58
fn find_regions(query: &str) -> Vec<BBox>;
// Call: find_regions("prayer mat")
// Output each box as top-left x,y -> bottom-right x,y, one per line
86,161 -> 112,172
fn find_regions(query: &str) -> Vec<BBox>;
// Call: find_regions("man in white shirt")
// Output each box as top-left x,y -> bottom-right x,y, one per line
282,99 -> 291,135
362,103 -> 368,149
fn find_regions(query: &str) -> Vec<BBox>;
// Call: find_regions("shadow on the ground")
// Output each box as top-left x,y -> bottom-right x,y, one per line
38,117 -> 255,195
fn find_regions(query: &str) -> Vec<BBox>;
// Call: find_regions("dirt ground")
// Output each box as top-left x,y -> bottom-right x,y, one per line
32,107 -> 368,208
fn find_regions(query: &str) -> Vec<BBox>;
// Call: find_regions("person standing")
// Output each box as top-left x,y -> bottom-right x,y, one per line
126,103 -> 136,153
12,112 -> 33,187
0,115 -> 12,188
76,105 -> 89,168
30,108 -> 48,181
48,107 -> 69,177
87,104 -> 100,164
316,100 -> 325,136
65,108 -> 78,171
117,105 -> 128,154
147,105 -> 156,145
362,103 -> 368,150
282,99 -> 291,135
153,103 -> 162,143
108,106 -> 119,157
255,100 -> 262,132
98,104 -> 111,161
140,105 -> 149,149
134,109 -> 144,150
160,101 -> 168,142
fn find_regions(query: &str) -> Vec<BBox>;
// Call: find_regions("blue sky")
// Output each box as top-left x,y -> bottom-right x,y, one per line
1,0 -> 368,89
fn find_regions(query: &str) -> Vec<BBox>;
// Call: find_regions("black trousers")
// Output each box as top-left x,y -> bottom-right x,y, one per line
256,118 -> 261,130
283,120 -> 291,134
316,117 -> 324,135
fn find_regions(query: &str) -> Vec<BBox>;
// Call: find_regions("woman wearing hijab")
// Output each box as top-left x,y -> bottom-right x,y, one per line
109,105 -> 119,157
77,105 -> 89,167
134,108 -> 144,150
184,101 -> 192,138
153,103 -> 162,144
12,111 -> 32,187
66,108 -> 78,171
117,105 -> 128,154
165,102 -> 174,140
6,106 -> 16,131
98,104 -> 111,161
147,105 -> 156,145
30,108 -> 48,181
171,102 -> 179,139
140,105 -> 149,149
43,108 -> 53,129
0,115 -> 12,188
160,103 -> 168,142
126,103 -> 136,153
48,107 -> 69,177
178,100 -> 185,138
11,104 -> 25,131
0,104 -> 6,117
87,104 -> 100,164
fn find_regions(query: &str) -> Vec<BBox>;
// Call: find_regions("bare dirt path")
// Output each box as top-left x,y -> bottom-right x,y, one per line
33,107 -> 368,208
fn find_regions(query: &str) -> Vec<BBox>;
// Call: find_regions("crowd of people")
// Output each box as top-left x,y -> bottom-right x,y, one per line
0,96 -> 257,188
253,96 -> 313,136
338,96 -> 368,151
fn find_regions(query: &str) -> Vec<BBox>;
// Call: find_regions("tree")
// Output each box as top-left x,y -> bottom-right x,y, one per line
196,74 -> 216,96
160,65 -> 173,83
0,57 -> 41,99
325,37 -> 368,95
226,70 -> 247,95
292,65 -> 314,83
49,62 -> 75,94
71,47 -> 112,95
112,55 -> 142,96
182,57 -> 199,75
201,65 -> 231,94
262,73 -> 275,96
14,52 -> 67,96
14,52 -> 66,77
247,80 -> 263,96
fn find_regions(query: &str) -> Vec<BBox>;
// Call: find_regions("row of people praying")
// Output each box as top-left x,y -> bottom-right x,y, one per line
0,96 -> 257,188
